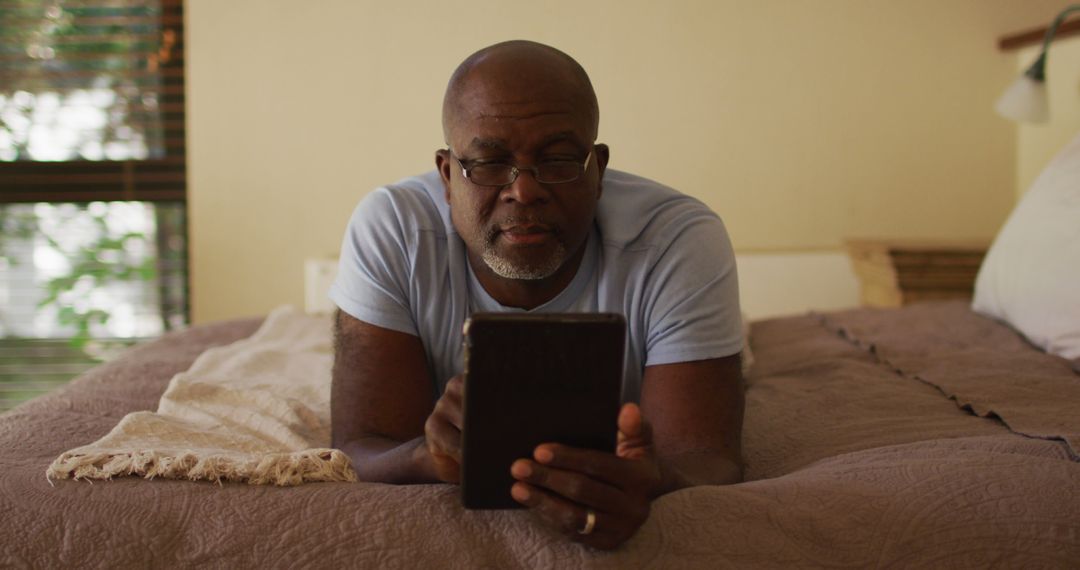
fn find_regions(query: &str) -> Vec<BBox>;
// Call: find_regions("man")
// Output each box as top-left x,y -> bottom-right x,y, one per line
329,40 -> 744,550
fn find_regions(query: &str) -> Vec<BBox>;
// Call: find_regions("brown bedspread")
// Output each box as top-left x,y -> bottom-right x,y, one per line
2,302 -> 1078,568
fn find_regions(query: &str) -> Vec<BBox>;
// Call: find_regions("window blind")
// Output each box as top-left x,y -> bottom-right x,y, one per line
0,0 -> 186,203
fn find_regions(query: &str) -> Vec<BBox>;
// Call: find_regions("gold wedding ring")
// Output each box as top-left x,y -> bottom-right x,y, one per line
578,508 -> 597,535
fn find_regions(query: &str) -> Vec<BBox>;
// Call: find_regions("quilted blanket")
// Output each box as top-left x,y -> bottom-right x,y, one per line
1,301 -> 1077,568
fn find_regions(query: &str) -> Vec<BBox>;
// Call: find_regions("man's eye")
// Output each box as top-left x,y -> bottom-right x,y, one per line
539,155 -> 577,163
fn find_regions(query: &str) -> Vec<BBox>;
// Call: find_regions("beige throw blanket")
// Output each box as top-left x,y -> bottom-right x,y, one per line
47,307 -> 357,485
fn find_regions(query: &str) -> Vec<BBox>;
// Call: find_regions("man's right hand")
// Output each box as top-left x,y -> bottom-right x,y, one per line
423,374 -> 465,483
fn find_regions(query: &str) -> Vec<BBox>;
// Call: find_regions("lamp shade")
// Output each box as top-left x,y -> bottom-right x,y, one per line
995,75 -> 1049,123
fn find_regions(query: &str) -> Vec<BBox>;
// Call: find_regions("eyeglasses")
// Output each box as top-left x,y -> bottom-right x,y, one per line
453,149 -> 593,187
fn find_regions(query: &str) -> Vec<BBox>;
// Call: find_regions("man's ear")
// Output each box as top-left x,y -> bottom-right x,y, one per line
594,143 -> 610,199
435,149 -> 453,202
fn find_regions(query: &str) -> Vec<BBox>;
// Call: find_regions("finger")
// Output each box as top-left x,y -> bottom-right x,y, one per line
617,402 -> 652,442
510,482 -> 604,540
435,381 -> 464,430
617,402 -> 642,437
442,375 -> 464,421
445,374 -> 464,394
533,444 -> 650,491
424,414 -> 462,462
429,450 -> 460,483
616,403 -> 653,459
439,395 -> 464,430
510,459 -> 630,516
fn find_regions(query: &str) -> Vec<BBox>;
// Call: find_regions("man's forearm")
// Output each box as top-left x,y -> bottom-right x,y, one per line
654,451 -> 742,496
340,434 -> 440,484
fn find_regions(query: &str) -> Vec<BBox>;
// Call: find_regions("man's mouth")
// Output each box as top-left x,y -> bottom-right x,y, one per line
497,223 -> 555,245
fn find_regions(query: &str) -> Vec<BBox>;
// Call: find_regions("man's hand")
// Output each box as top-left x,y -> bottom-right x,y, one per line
424,374 -> 465,483
509,403 -> 662,550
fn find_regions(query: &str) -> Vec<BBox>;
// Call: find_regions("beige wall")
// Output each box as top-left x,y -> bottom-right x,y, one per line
1016,35 -> 1080,196
186,0 -> 1077,323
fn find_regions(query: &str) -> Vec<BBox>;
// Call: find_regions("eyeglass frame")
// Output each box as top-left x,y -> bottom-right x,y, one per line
450,148 -> 594,187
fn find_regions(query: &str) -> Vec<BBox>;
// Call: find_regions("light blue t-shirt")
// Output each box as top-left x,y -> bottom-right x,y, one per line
329,169 -> 743,403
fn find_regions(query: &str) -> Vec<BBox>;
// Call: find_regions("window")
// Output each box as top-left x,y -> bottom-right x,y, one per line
0,0 -> 186,411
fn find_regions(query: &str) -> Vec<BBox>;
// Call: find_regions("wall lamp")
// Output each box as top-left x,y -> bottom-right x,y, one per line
995,4 -> 1080,123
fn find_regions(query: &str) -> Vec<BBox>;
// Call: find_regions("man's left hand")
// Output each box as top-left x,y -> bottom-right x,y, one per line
509,403 -> 662,550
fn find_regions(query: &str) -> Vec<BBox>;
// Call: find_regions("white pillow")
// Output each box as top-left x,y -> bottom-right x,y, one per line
972,130 -> 1080,361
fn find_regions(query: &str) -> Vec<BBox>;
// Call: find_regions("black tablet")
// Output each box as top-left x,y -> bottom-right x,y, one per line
460,312 -> 626,509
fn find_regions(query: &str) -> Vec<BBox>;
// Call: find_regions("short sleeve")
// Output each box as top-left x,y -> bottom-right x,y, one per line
328,188 -> 418,335
642,211 -> 743,366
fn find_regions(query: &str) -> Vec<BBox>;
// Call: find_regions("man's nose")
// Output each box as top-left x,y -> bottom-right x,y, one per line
501,168 -> 550,205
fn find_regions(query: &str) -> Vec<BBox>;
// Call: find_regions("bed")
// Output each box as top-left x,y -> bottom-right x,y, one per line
6,92 -> 1080,570
1,298 -> 1078,568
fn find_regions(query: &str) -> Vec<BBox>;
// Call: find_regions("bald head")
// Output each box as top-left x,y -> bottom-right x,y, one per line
441,40 -> 600,145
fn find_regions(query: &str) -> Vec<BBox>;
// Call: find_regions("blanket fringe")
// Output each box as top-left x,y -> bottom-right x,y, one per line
46,448 -> 358,486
